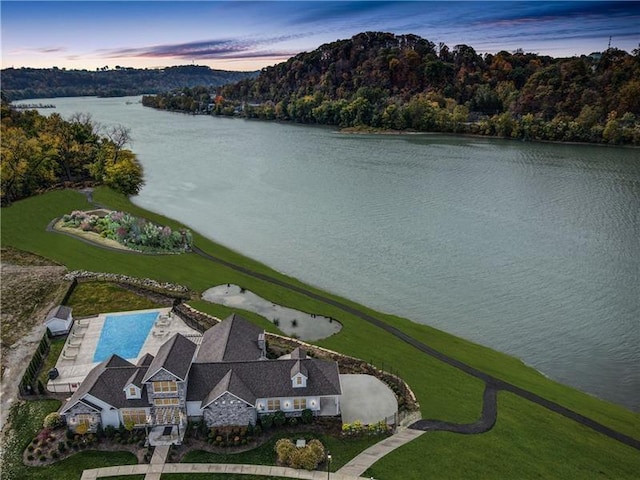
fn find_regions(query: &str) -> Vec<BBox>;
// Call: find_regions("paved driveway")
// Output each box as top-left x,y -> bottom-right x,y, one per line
339,374 -> 398,424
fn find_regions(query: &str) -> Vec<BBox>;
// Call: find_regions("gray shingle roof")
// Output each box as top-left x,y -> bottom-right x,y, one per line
187,357 -> 341,404
142,333 -> 196,382
290,348 -> 307,360
291,359 -> 308,378
61,354 -> 150,413
195,314 -> 264,363
201,369 -> 256,406
46,305 -> 72,322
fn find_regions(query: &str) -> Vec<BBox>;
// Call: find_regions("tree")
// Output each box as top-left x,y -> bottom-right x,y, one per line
103,152 -> 144,195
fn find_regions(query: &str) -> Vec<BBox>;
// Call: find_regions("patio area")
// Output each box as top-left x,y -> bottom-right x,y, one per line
48,308 -> 203,394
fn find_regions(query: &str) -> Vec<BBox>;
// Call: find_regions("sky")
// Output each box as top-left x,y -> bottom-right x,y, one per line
2,1 -> 639,71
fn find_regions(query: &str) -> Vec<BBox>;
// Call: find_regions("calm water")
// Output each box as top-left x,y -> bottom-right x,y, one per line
33,97 -> 640,411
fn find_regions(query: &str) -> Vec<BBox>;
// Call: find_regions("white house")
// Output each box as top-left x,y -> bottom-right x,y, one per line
60,314 -> 342,441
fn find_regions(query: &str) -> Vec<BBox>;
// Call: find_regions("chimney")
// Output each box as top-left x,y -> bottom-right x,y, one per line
258,332 -> 266,359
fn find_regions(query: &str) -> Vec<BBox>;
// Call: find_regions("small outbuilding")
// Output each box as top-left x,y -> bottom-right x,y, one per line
45,305 -> 73,336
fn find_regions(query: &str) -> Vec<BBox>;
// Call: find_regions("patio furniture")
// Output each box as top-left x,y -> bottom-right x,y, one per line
152,329 -> 167,338
71,329 -> 85,338
62,349 -> 78,360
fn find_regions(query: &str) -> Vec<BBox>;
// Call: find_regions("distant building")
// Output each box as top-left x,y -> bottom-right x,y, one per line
45,306 -> 73,336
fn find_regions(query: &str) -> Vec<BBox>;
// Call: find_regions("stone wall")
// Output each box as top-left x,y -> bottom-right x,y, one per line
203,392 -> 257,427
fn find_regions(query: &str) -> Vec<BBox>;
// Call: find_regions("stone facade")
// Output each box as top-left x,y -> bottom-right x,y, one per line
203,392 -> 257,427
146,369 -> 187,406
65,403 -> 100,433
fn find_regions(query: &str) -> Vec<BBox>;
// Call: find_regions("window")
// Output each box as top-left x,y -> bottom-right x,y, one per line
153,381 -> 177,393
154,398 -> 179,406
293,398 -> 307,410
296,376 -> 302,385
76,414 -> 93,425
122,409 -> 148,425
267,399 -> 280,411
129,387 -> 137,396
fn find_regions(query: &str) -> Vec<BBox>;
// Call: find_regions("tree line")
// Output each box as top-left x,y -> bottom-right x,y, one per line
1,98 -> 144,205
1,65 -> 257,101
143,32 -> 640,145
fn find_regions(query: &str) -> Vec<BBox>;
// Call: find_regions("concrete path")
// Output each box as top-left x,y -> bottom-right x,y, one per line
337,428 -> 426,478
81,462 -> 369,479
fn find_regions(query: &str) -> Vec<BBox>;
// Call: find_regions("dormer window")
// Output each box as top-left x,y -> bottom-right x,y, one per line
124,384 -> 141,399
292,373 -> 307,388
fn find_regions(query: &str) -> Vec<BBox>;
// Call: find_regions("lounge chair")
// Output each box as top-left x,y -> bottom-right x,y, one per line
71,329 -> 85,338
67,338 -> 82,347
62,349 -> 78,360
76,318 -> 91,327
152,329 -> 167,338
155,317 -> 171,327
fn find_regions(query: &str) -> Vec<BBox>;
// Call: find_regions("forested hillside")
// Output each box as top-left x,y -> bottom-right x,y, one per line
0,99 -> 143,205
1,65 -> 257,101
144,32 -> 640,144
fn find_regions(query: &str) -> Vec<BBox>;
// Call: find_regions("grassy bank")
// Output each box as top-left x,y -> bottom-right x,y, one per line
2,188 -> 639,477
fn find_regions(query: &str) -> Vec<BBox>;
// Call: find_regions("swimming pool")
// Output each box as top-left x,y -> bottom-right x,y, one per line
93,311 -> 159,362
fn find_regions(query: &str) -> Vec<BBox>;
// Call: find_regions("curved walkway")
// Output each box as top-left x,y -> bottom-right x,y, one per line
191,245 -> 640,451
410,382 -> 498,434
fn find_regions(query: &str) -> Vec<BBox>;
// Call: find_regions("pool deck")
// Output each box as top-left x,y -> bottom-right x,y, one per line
48,308 -> 202,394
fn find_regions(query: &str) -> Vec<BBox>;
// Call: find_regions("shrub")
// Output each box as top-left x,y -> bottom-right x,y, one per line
27,445 -> 34,452
301,409 -> 313,424
289,417 -> 298,427
254,424 -> 263,436
307,439 -> 325,461
39,455 -> 47,462
27,455 -> 34,461
104,425 -> 116,439
273,410 -> 286,427
43,412 -> 63,429
275,438 -> 296,464
58,442 -> 66,452
51,451 -> 59,459
260,415 -> 273,430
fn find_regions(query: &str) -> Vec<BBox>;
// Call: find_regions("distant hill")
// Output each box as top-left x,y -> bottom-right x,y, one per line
0,65 -> 258,101
145,32 -> 640,145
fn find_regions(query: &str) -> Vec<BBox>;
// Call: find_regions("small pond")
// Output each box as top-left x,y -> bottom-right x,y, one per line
201,284 -> 342,341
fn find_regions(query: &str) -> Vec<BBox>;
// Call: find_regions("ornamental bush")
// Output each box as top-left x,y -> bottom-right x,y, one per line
275,438 -> 325,470
275,438 -> 296,463
62,210 -> 192,253
43,412 -> 63,429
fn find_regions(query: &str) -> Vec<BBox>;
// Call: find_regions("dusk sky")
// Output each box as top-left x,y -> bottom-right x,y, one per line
2,1 -> 639,71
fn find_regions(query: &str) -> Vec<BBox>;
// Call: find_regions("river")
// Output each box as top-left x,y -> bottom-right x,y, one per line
32,96 -> 640,412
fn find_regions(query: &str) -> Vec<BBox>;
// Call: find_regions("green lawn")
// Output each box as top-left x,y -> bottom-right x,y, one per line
37,337 -> 65,387
2,188 -> 639,477
66,281 -> 162,317
366,392 -> 640,479
182,431 -> 384,472
1,400 -> 137,480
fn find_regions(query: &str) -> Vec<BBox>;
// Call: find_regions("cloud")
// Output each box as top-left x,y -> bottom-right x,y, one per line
102,33 -> 310,61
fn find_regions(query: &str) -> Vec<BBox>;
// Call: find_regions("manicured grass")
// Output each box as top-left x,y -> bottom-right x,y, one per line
182,431 -> 384,472
366,392 -> 640,479
67,281 -> 162,317
0,399 -> 137,480
37,337 -> 65,387
2,188 -> 639,477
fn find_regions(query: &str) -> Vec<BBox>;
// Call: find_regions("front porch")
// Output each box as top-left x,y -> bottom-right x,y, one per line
147,422 -> 186,446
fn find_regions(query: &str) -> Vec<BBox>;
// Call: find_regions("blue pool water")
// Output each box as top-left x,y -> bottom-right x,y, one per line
93,311 -> 159,362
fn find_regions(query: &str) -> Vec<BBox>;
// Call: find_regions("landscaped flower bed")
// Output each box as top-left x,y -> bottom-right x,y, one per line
61,210 -> 192,253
